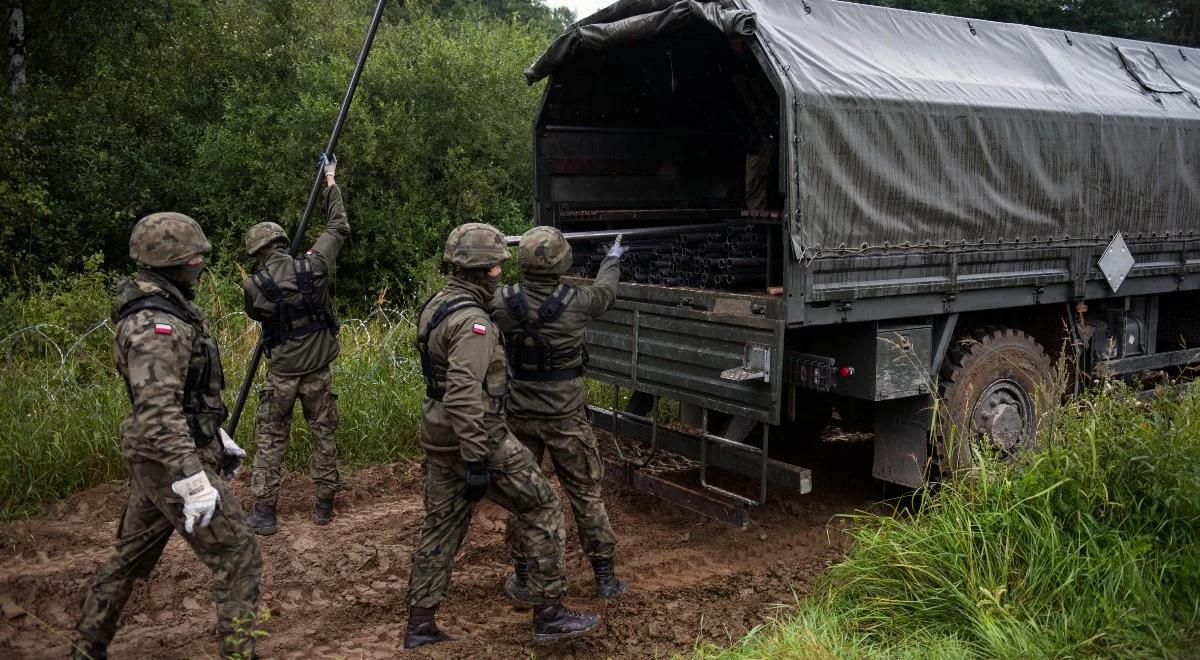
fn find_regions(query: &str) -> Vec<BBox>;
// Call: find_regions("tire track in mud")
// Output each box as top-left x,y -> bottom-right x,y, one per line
0,445 -> 879,658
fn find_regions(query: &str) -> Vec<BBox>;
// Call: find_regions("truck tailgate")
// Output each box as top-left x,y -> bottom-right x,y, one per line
583,283 -> 785,425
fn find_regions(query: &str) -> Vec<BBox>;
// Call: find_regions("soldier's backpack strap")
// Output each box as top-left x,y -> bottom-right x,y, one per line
288,255 -> 338,340
504,282 -> 584,382
417,295 -> 486,401
249,269 -> 287,351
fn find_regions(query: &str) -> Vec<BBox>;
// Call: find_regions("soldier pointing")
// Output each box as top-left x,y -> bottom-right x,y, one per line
494,226 -> 627,606
404,222 -> 600,648
242,154 -> 348,534
73,213 -> 261,659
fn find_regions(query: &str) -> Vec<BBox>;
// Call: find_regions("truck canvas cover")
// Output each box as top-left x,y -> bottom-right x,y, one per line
529,0 -> 1200,259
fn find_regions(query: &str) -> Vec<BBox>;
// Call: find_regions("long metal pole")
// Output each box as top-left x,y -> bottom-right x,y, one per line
226,0 -> 388,435
503,221 -> 736,246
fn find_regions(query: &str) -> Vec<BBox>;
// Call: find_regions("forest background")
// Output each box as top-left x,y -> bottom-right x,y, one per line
2,0 -> 1198,302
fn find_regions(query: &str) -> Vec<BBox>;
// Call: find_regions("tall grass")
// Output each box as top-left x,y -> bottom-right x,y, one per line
0,259 -> 430,518
705,382 -> 1200,658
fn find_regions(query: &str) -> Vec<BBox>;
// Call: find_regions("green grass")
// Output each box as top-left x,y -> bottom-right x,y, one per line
0,263 -> 429,518
703,382 -> 1200,659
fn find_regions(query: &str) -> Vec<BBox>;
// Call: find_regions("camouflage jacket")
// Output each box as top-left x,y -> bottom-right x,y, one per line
417,275 -> 509,463
492,254 -> 620,418
243,184 -> 349,376
112,270 -> 227,480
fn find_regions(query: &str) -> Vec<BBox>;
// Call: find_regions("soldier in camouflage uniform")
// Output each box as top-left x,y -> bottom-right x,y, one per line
242,154 -> 348,534
493,226 -> 627,606
404,223 -> 600,649
72,213 -> 261,659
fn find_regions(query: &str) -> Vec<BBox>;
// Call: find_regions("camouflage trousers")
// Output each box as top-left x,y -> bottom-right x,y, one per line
251,365 -> 340,501
505,409 -> 617,562
74,440 -> 262,659
408,433 -> 567,608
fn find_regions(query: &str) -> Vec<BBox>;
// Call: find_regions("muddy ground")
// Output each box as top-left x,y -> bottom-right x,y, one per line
0,439 -> 882,658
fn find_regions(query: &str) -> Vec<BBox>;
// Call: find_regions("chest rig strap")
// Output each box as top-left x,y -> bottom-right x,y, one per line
501,283 -> 585,382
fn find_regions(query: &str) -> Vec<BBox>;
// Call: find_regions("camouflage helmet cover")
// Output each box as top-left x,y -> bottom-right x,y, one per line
518,226 -> 573,275
245,221 -> 288,255
443,222 -> 510,269
129,212 -> 211,268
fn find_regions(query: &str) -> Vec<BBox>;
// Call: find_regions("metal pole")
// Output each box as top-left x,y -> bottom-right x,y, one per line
225,0 -> 388,435
503,221 -> 736,246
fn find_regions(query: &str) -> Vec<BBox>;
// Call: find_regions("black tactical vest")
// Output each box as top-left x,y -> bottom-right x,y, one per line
250,255 -> 338,353
416,294 -> 486,401
116,294 -> 227,446
500,283 -> 585,382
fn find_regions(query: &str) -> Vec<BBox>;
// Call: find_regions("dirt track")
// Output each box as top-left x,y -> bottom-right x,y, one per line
0,441 -> 879,658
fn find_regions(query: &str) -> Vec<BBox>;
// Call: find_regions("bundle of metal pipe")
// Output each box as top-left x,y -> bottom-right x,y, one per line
573,225 -> 769,290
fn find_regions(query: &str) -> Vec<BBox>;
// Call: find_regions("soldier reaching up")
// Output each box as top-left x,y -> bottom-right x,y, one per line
494,226 -> 627,606
242,154 -> 348,534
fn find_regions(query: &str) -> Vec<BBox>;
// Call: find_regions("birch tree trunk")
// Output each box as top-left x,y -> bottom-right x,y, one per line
7,1 -> 25,96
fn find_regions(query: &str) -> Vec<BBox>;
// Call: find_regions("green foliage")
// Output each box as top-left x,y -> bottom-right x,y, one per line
0,264 -> 431,518
2,0 -> 549,302
705,383 -> 1200,658
853,0 -> 1199,46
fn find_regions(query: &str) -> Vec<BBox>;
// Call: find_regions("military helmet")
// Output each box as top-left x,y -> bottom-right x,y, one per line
443,222 -> 510,269
244,221 -> 288,256
129,212 -> 211,268
518,226 -> 573,275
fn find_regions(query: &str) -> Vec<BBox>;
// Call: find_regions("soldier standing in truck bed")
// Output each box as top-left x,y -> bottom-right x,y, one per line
242,154 -> 347,534
493,226 -> 628,606
404,222 -> 600,649
73,213 -> 261,659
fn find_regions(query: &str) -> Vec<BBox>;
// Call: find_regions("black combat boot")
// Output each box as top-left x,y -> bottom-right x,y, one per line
247,499 -> 277,536
531,603 -> 600,643
591,557 -> 628,599
313,497 -> 334,526
504,558 -> 534,608
403,606 -> 456,649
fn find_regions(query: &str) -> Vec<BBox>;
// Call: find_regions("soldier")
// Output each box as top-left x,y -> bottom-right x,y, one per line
73,213 -> 261,659
493,226 -> 627,607
242,154 -> 347,534
404,222 -> 600,649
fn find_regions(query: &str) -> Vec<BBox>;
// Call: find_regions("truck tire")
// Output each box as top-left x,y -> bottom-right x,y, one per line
935,327 -> 1055,477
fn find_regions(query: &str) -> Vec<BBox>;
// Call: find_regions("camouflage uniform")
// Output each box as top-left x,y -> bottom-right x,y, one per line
404,223 -> 598,649
74,214 -> 261,659
493,227 -> 621,567
243,184 -> 349,505
408,266 -> 567,607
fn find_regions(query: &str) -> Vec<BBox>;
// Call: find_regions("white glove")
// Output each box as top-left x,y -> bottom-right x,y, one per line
171,471 -> 220,534
608,233 -> 625,258
219,428 -> 246,479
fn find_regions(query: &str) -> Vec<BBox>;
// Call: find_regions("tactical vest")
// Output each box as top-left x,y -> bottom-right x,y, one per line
416,295 -> 488,401
116,294 -> 227,446
500,283 -> 585,382
250,255 -> 338,353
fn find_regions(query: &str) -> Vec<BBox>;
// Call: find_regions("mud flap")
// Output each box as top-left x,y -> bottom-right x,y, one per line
872,394 -> 933,488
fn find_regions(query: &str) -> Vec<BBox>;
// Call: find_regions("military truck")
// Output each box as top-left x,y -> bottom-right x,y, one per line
523,0 -> 1200,524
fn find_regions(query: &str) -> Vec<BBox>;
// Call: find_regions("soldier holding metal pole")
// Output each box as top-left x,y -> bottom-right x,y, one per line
494,226 -> 627,606
242,154 -> 347,534
404,223 -> 600,648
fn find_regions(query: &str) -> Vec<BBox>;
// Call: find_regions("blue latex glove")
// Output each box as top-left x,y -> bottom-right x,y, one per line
608,233 -> 625,258
463,461 -> 490,502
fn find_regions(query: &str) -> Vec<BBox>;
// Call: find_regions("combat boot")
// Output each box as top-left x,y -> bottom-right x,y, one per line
531,603 -> 600,643
504,558 -> 534,608
403,606 -> 457,650
591,557 -> 628,599
313,497 -> 334,526
247,499 -> 277,536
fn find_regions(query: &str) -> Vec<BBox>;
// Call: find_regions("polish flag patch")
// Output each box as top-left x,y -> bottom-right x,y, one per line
154,323 -> 173,335
472,323 -> 487,335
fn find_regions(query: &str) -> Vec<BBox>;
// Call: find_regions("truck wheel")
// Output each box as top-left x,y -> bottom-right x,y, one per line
935,327 -> 1054,477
